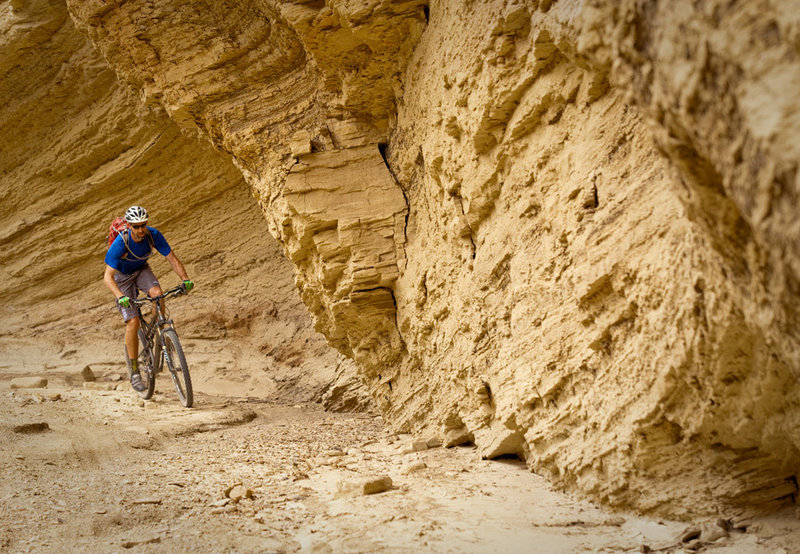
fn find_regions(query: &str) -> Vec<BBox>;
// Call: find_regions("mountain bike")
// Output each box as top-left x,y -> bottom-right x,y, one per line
124,286 -> 193,407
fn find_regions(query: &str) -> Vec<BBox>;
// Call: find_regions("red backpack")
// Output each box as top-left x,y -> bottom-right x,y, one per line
108,217 -> 128,247
107,217 -> 154,260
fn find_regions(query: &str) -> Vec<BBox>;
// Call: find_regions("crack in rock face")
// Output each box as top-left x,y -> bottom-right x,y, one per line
6,0 -> 800,519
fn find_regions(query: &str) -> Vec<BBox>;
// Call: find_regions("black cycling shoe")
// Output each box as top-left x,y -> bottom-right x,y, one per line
130,372 -> 147,392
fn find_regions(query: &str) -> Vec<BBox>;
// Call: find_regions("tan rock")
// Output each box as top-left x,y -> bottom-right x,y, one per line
411,441 -> 429,452
10,377 -> 47,389
226,485 -> 253,503
700,523 -> 728,543
444,429 -> 473,448
289,130 -> 313,157
130,498 -> 162,505
335,475 -> 393,497
362,476 -> 393,495
80,366 -> 96,382
425,437 -> 442,449
401,461 -> 427,475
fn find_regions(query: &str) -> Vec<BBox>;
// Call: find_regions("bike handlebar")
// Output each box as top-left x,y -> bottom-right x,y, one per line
129,286 -> 186,306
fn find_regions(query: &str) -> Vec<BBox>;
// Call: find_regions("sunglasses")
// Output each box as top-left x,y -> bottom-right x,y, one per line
130,223 -> 148,229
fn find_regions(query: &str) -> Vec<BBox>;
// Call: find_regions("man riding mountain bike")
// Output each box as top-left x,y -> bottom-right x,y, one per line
103,205 -> 194,392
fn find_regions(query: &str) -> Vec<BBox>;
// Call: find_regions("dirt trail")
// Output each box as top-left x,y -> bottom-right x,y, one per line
2,360 -> 800,554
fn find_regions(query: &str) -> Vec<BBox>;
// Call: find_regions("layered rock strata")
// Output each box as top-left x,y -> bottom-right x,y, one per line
0,0 -> 363,408
9,0 -> 799,518
387,0 -> 800,517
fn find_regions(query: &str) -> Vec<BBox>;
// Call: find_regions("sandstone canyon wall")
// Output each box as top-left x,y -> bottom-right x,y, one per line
0,0 -> 366,409
2,0 -> 799,519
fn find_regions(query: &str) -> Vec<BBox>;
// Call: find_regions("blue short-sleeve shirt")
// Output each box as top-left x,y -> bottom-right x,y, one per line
105,227 -> 171,275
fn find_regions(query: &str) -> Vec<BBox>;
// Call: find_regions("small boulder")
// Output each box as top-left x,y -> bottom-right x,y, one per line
678,526 -> 701,543
363,475 -> 393,495
226,484 -> 253,502
10,377 -> 47,389
412,441 -> 429,452
402,461 -> 427,475
399,441 -> 429,454
425,437 -> 442,448
444,428 -> 473,447
335,475 -> 393,497
700,522 -> 728,543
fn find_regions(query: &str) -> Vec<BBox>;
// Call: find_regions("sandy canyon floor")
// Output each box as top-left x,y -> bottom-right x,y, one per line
1,336 -> 800,553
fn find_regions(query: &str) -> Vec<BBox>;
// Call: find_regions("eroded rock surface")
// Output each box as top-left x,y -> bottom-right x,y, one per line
0,0 -> 361,408
3,0 -> 800,519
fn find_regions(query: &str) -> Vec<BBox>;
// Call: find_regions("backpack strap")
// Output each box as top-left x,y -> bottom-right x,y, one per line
120,228 -> 156,261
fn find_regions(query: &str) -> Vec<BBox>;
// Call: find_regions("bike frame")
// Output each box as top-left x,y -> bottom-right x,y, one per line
131,286 -> 184,372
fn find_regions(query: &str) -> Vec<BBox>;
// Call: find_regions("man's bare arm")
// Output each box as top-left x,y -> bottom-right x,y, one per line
104,265 -> 125,299
165,251 -> 190,282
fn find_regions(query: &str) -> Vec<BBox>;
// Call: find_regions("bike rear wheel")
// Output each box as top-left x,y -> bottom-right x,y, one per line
163,328 -> 192,408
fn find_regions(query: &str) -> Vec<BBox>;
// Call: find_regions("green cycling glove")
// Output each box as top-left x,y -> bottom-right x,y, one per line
182,280 -> 194,293
118,296 -> 131,308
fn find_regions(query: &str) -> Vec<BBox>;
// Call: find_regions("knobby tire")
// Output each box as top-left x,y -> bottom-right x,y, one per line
163,328 -> 192,408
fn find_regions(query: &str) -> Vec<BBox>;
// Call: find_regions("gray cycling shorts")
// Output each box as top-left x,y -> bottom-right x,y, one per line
114,264 -> 161,322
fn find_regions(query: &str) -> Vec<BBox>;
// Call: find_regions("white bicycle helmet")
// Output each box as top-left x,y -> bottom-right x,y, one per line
124,205 -> 149,223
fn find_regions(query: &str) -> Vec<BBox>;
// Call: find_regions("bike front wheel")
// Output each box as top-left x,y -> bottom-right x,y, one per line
162,328 -> 192,408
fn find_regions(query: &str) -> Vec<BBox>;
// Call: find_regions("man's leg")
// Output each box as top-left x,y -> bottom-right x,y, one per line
124,315 -> 146,391
136,264 -> 162,305
114,271 -> 146,391
125,316 -> 140,361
